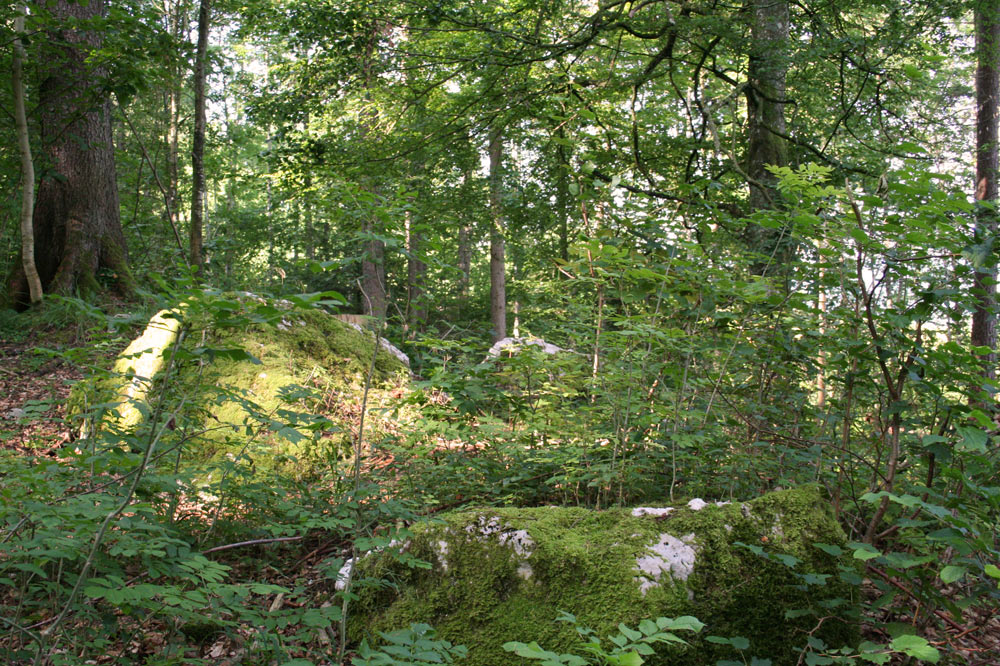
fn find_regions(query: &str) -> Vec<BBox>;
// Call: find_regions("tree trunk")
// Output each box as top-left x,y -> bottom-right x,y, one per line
555,130 -> 571,263
190,0 -> 211,272
973,0 -> 1000,382
12,5 -> 42,305
359,22 -> 386,319
745,0 -> 790,273
406,210 -> 427,331
7,0 -> 131,307
457,162 -> 474,300
165,0 -> 189,234
489,126 -> 507,342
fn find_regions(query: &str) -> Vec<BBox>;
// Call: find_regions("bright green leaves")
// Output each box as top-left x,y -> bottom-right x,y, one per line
888,635 -> 939,663
503,614 -> 703,666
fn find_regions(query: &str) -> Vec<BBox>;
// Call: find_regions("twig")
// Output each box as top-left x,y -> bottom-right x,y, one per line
201,536 -> 303,554
866,564 -> 991,650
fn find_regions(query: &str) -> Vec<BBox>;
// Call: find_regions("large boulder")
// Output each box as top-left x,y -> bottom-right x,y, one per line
70,296 -> 411,477
349,485 -> 857,665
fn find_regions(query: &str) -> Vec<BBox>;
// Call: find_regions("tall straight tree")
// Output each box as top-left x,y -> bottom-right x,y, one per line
190,0 -> 211,272
488,124 -> 507,342
745,0 -> 791,276
973,0 -> 1000,381
359,20 -> 387,319
6,0 -> 131,307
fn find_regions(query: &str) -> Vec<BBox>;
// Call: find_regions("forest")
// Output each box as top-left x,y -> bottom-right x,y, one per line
0,0 -> 999,664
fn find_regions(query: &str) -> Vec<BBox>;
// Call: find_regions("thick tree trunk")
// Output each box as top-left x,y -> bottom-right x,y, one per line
190,0 -> 211,272
489,127 -> 507,342
745,0 -> 790,274
12,6 -> 42,305
973,0 -> 1000,380
7,0 -> 130,307
359,23 -> 386,319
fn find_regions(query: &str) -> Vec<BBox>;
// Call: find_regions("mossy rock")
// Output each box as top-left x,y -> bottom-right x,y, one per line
71,296 -> 412,478
171,304 -> 411,477
349,485 -> 858,665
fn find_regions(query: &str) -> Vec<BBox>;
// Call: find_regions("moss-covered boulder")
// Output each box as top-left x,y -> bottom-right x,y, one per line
71,296 -> 412,477
350,486 -> 858,665
174,304 -> 411,476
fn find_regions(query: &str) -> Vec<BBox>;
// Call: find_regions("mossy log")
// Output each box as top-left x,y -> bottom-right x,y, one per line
70,308 -> 183,437
349,485 -> 858,666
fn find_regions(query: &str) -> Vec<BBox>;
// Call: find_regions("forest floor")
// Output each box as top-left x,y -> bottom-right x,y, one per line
2,327 -> 999,664
0,339 -> 84,455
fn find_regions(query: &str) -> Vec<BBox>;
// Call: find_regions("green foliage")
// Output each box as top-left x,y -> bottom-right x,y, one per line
354,624 -> 468,666
503,613 -> 703,666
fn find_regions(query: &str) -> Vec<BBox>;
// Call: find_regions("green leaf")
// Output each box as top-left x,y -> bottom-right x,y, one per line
616,651 -> 644,666
890,635 -> 939,663
955,426 -> 988,453
664,616 -> 705,633
939,565 -> 966,584
848,542 -> 882,561
618,624 -> 642,641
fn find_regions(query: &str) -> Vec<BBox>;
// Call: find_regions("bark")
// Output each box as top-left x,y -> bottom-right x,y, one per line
359,22 -> 386,319
190,0 -> 211,272
745,0 -> 790,273
361,220 -> 387,318
457,162 -> 474,299
165,0 -> 189,233
7,0 -> 131,307
406,210 -> 427,330
972,0 -> 1000,380
489,127 -> 507,342
12,6 -> 42,304
555,130 -> 571,263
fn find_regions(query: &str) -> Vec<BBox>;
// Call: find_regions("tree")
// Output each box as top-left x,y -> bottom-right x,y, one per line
190,0 -> 211,272
488,124 -> 507,342
6,0 -> 131,307
972,0 -> 999,382
12,3 -> 42,305
745,0 -> 791,274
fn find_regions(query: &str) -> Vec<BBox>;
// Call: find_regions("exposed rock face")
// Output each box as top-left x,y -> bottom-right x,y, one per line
349,486 -> 857,666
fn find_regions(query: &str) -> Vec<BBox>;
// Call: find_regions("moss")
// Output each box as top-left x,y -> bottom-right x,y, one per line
172,305 -> 410,477
70,300 -> 412,478
349,486 -> 858,666
67,309 -> 184,435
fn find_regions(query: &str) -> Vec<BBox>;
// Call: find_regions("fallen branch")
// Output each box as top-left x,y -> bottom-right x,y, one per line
201,536 -> 303,555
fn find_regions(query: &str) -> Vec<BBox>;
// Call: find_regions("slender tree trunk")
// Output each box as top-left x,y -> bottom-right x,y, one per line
12,6 -> 42,305
304,172 -> 315,259
973,0 -> 1000,381
457,163 -> 474,299
406,209 -> 427,331
555,131 -> 571,263
165,0 -> 188,232
489,126 -> 507,342
190,0 -> 211,272
7,0 -> 131,307
745,0 -> 790,273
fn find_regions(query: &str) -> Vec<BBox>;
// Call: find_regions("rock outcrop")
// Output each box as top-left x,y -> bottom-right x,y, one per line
349,485 -> 857,665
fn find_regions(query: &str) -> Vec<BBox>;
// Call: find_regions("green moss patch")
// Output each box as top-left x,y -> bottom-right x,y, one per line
349,485 -> 858,665
72,297 -> 412,478
173,304 -> 411,477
